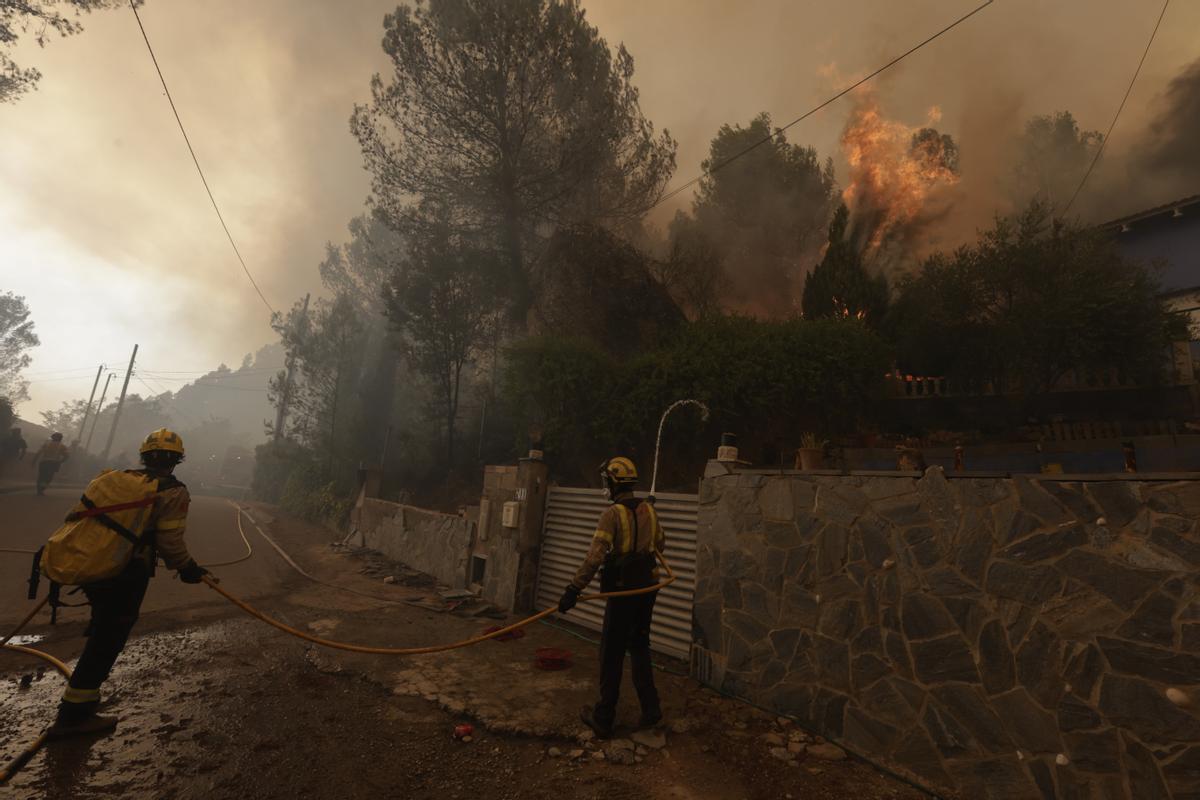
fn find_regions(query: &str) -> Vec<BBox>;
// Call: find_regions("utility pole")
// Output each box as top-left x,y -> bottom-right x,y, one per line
274,293 -> 309,443
100,344 -> 138,463
76,364 -> 105,447
85,372 -> 115,452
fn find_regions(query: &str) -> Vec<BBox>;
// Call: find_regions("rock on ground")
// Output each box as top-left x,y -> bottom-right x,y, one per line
807,743 -> 847,761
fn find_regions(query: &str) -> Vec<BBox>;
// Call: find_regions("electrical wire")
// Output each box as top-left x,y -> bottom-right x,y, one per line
128,1 -> 275,317
1060,0 -> 1170,217
646,0 -> 995,212
137,367 -> 279,375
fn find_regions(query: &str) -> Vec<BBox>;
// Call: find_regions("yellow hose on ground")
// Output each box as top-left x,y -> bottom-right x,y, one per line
201,552 -> 675,656
0,601 -> 69,785
1,644 -> 71,680
0,596 -> 51,650
203,503 -> 254,568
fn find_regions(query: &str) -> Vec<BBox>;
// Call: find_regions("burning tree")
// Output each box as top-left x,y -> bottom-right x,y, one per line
839,95 -> 960,265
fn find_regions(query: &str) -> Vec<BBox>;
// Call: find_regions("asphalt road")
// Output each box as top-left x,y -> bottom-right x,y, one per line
0,485 -> 292,632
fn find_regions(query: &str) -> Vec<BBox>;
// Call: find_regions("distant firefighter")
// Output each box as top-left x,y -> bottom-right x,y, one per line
31,432 -> 69,495
0,427 -> 27,479
38,428 -> 210,739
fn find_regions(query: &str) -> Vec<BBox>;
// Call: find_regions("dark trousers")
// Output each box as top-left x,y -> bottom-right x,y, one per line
57,564 -> 150,722
593,591 -> 660,726
36,461 -> 61,493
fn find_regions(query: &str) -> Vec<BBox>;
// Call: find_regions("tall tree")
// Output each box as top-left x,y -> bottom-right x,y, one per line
654,212 -> 727,320
269,294 -> 367,475
319,214 -> 406,318
351,0 -> 676,317
319,214 -> 408,468
0,290 -> 39,404
1,0 -> 126,103
675,113 -> 836,316
41,398 -> 90,437
890,201 -> 1188,394
1012,111 -> 1102,210
801,204 -> 889,324
383,224 -> 501,467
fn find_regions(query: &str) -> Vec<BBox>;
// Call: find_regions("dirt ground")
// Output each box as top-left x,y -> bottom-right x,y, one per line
1,493 -> 930,799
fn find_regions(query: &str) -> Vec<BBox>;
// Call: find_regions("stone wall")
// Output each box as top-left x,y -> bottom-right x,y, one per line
348,458 -> 548,611
355,499 -> 475,590
693,462 -> 1200,799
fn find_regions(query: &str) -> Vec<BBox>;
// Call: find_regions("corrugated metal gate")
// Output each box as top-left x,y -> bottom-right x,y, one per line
535,487 -> 697,660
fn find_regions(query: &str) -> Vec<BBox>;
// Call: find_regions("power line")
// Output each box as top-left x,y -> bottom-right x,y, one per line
1060,0 -> 1170,217
138,367 -> 279,376
647,0 -> 996,212
133,373 -> 206,428
128,1 -> 276,316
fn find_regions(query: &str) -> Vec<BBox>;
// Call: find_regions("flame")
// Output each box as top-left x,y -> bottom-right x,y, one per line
840,94 -> 959,258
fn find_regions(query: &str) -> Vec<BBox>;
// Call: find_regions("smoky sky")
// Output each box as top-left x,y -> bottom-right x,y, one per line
4,0 -> 1199,416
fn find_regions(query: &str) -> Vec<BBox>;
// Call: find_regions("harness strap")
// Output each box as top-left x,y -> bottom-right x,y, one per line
72,496 -> 143,547
66,494 -> 155,521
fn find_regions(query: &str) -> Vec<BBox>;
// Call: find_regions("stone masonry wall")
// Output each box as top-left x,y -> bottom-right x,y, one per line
357,499 -> 475,590
693,463 -> 1200,799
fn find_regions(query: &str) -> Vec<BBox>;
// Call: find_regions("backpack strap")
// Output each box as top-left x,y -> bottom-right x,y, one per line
68,495 -> 149,547
65,495 -> 156,521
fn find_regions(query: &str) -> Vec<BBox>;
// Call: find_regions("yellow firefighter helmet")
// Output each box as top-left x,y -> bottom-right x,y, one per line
139,428 -> 185,456
601,456 -> 639,485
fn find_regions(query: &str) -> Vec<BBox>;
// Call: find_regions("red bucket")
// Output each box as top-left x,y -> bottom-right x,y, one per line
534,647 -> 572,671
483,625 -> 526,642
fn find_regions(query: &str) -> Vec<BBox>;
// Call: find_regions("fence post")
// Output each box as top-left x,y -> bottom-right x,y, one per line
513,448 -> 549,612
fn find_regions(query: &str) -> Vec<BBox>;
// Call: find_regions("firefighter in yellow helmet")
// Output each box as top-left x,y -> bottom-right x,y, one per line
49,428 -> 209,739
559,456 -> 665,738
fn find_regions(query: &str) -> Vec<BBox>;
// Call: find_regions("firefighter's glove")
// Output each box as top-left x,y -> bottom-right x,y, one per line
558,585 -> 580,614
178,561 -> 210,584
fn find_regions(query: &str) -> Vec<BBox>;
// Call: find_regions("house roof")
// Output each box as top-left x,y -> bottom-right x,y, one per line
1099,194 -> 1200,231
1100,193 -> 1200,294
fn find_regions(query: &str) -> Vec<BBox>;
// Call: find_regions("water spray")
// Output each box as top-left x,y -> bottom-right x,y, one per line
649,399 -> 710,496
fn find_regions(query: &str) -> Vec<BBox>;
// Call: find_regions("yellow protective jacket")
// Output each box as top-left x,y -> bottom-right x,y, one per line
34,440 -> 70,464
43,469 -> 194,584
571,496 -> 665,592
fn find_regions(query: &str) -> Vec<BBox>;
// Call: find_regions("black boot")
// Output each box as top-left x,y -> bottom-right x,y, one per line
579,706 -> 614,739
47,714 -> 118,740
636,708 -> 663,729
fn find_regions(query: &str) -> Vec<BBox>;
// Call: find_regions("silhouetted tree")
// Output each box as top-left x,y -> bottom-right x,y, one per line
0,290 -> 39,404
889,201 -> 1189,394
672,113 -> 836,316
383,222 -> 501,467
352,0 -> 676,319
1,0 -> 128,103
801,204 -> 889,324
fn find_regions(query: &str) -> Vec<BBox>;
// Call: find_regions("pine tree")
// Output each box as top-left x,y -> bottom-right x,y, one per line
801,204 -> 888,324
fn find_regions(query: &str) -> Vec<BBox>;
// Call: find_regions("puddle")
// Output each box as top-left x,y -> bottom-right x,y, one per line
6,634 -> 46,646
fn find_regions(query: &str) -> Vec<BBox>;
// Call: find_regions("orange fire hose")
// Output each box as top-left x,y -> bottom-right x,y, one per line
201,549 -> 675,655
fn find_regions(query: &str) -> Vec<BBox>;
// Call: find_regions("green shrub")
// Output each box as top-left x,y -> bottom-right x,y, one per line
502,315 -> 890,483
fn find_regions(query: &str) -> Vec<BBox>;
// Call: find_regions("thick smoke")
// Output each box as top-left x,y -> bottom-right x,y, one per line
1135,58 -> 1200,203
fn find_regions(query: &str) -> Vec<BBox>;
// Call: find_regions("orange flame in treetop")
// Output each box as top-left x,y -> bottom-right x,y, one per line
840,94 -> 959,261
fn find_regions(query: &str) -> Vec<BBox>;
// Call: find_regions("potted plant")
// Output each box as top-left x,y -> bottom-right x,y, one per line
795,433 -> 824,471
